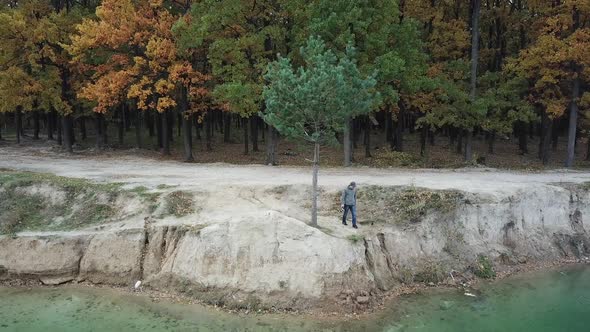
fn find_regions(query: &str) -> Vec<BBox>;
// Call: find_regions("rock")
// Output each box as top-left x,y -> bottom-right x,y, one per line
0,235 -> 88,279
79,230 -> 145,285
356,296 -> 370,304
40,276 -> 74,285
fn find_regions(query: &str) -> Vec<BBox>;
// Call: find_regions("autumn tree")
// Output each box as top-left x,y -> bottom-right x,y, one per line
69,0 -> 209,160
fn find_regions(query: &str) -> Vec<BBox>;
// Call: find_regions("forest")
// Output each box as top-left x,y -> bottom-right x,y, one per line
0,0 -> 588,168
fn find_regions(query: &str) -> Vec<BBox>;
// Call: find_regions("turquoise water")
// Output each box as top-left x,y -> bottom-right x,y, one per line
1,266 -> 589,331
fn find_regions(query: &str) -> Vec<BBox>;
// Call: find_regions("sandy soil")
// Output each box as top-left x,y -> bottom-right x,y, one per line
1,145 -> 590,196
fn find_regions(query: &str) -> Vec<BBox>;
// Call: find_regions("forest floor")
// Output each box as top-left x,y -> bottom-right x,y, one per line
2,125 -> 590,170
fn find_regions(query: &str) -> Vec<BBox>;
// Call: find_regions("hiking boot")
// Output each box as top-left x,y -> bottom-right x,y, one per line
353,225 -> 358,229
342,222 -> 348,226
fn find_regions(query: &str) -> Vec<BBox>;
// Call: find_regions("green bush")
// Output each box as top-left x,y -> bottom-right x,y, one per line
474,255 -> 496,279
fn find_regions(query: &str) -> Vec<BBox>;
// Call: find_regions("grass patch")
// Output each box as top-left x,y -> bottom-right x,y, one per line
346,234 -> 364,243
0,170 -> 161,234
348,185 -> 463,225
473,255 -> 496,279
371,151 -> 424,168
414,259 -> 447,283
164,191 -> 195,217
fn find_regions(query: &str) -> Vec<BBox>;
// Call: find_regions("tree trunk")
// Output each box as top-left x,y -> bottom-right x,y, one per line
80,117 -> 87,140
429,130 -> 435,146
343,117 -> 352,166
420,126 -> 427,157
167,111 -> 174,143
156,112 -> 163,150
488,131 -> 495,154
566,75 -> 580,168
311,142 -> 320,227
518,121 -> 528,154
135,109 -> 142,149
243,117 -> 249,155
62,115 -> 73,153
162,111 -> 170,155
465,0 -> 481,162
15,107 -> 22,144
147,111 -> 155,137
56,114 -> 62,146
394,104 -> 404,152
551,119 -> 559,151
181,87 -> 193,162
385,110 -> 392,143
33,111 -> 40,140
223,112 -> 231,143
206,110 -> 213,151
464,130 -> 473,161
47,111 -> 54,140
364,116 -> 371,158
586,136 -> 590,161
194,117 -> 201,141
177,113 -> 182,138
539,112 -> 552,165
251,116 -> 259,152
266,125 -> 278,166
117,105 -> 125,146
95,113 -> 103,149
456,131 -> 463,154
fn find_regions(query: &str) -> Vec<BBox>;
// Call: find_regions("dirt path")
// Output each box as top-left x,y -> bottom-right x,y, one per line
2,146 -> 590,195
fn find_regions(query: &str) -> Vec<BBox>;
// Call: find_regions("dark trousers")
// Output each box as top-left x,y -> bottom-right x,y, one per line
342,205 -> 357,226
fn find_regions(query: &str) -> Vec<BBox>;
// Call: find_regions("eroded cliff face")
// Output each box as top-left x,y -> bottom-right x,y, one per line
1,182 -> 589,311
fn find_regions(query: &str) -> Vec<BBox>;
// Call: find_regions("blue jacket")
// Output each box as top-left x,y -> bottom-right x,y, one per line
341,186 -> 357,206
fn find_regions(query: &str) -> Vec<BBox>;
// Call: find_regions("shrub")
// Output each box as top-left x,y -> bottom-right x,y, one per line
474,255 -> 496,279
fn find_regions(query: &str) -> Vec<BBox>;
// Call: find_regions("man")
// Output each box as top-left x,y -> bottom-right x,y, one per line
341,181 -> 358,229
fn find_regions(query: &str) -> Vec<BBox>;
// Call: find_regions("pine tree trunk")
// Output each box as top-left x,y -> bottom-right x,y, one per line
117,106 -> 125,146
518,121 -> 528,154
420,126 -> 427,157
251,116 -> 259,152
162,111 -> 170,155
135,109 -> 142,149
551,119 -> 559,151
352,119 -> 359,149
343,117 -> 352,166
456,131 -> 463,154
466,0 -> 481,162
566,75 -> 580,168
429,130 -> 435,146
243,117 -> 249,155
539,112 -> 552,165
168,111 -> 174,143
47,111 -> 54,140
62,115 -> 73,153
465,130 -> 473,161
206,110 -> 213,151
177,113 -> 182,138
394,104 -> 404,152
15,107 -> 22,144
56,114 -> 62,146
80,117 -> 87,140
365,116 -> 371,158
102,116 -> 108,146
156,112 -> 163,150
566,6 -> 581,167
181,87 -> 193,162
311,142 -> 320,227
147,111 -> 155,137
223,112 -> 231,143
265,126 -> 278,166
33,111 -> 40,140
194,117 -> 201,141
385,110 -> 392,143
95,113 -> 103,149
488,131 -> 495,154
586,136 -> 590,161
